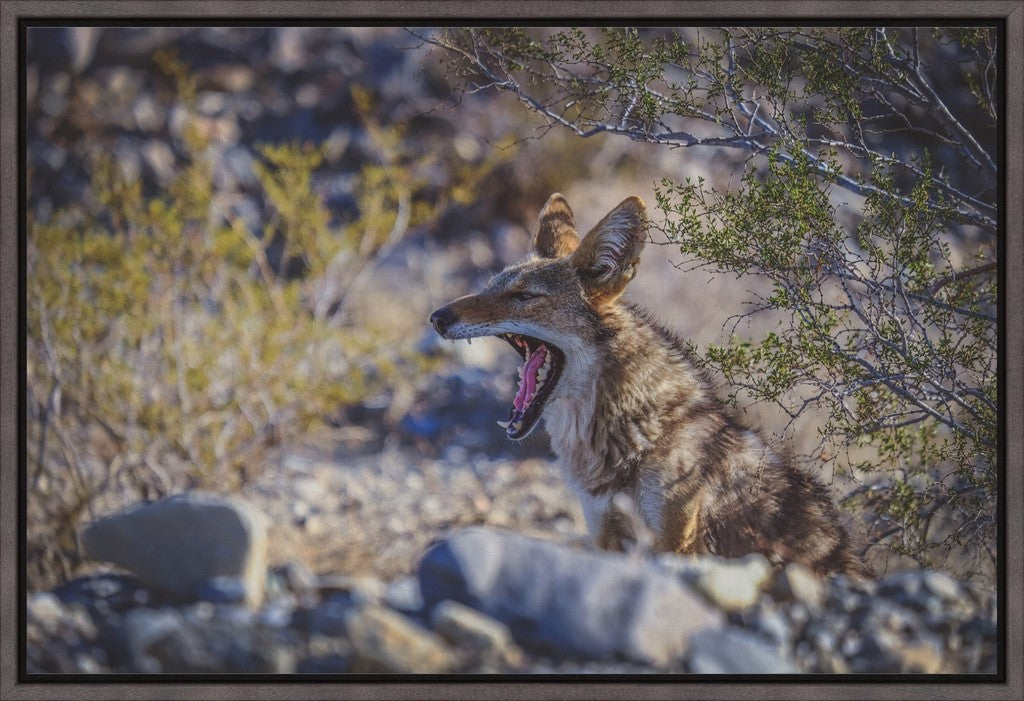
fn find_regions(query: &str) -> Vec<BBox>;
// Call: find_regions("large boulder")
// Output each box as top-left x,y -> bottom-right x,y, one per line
418,527 -> 722,667
79,493 -> 267,607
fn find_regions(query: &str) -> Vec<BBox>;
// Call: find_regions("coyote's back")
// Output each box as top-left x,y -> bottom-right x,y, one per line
430,193 -> 869,577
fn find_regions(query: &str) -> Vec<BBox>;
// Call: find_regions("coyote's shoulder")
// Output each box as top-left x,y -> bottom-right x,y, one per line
430,193 -> 868,577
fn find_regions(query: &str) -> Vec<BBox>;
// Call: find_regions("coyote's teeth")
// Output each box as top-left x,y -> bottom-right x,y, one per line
537,366 -> 548,382
466,337 -> 472,345
496,419 -> 511,429
512,420 -> 523,431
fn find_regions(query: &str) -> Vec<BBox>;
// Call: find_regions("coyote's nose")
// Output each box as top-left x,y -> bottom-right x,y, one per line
429,306 -> 456,337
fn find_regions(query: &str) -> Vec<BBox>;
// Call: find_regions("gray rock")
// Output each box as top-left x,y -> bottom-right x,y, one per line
270,561 -> 319,603
297,633 -> 352,673
317,574 -> 386,605
774,562 -> 825,609
694,554 -> 772,612
123,605 -> 294,674
854,598 -> 916,634
345,604 -> 455,673
80,493 -> 268,607
431,599 -> 514,655
922,570 -> 961,601
197,576 -> 248,604
418,527 -> 722,666
305,597 -> 352,637
259,598 -> 296,628
878,571 -> 924,604
385,576 -> 424,613
687,628 -> 798,674
753,607 -> 792,650
123,608 -> 195,673
849,630 -> 911,673
27,592 -> 65,633
893,637 -> 946,673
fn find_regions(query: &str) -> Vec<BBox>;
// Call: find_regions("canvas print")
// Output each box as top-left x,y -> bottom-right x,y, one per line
24,25 -> 999,675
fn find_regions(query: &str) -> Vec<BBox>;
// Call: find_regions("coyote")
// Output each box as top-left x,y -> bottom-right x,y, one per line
429,193 -> 868,577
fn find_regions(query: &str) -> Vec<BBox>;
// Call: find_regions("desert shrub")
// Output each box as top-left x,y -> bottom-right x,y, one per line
25,66 -> 472,588
426,27 -> 998,577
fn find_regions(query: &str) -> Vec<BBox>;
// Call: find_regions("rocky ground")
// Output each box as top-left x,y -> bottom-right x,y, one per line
28,488 -> 997,675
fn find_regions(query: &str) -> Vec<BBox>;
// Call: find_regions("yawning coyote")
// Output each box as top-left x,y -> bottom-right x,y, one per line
430,193 -> 868,577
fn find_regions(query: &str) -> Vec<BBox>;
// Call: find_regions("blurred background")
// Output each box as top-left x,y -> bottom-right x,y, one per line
24,25 -> 970,593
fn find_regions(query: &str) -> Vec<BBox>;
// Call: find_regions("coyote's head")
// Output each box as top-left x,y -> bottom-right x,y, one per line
429,193 -> 648,440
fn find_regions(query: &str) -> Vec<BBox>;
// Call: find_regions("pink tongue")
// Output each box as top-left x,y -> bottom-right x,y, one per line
513,345 -> 546,412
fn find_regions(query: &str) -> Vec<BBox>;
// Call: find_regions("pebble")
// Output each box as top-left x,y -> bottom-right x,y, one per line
344,604 -> 455,673
774,562 -> 825,610
27,592 -> 65,632
430,599 -> 514,656
317,574 -> 386,605
694,554 -> 772,611
922,570 -> 961,601
385,576 -> 424,613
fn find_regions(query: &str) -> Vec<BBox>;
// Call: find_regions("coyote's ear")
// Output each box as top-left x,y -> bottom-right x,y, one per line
571,196 -> 648,303
532,193 -> 580,259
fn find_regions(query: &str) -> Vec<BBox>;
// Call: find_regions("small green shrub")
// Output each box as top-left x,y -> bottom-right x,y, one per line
25,73 -> 471,588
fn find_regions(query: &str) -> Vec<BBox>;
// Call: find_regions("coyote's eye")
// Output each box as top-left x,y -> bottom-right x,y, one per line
511,291 -> 540,302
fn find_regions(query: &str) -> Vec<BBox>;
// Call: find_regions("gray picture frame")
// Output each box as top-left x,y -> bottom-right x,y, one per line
2,2 -> 1021,699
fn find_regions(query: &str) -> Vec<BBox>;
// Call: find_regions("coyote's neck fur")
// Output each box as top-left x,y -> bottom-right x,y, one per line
546,303 -> 698,496
430,192 -> 870,577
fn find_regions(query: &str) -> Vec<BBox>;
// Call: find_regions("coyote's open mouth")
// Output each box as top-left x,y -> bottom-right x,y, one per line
495,333 -> 566,440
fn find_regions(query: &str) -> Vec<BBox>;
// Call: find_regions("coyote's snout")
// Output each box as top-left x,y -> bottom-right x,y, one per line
430,193 -> 868,577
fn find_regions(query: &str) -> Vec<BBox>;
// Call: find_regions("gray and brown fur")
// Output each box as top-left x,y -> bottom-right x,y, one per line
432,193 -> 869,577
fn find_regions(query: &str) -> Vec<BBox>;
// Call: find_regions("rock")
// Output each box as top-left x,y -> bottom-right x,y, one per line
27,592 -> 65,633
259,598 -> 296,628
269,561 -> 318,603
849,630 -> 903,673
418,527 -> 722,666
345,604 -> 456,673
196,576 -> 248,604
123,608 -> 197,673
317,574 -> 386,605
123,606 -> 295,673
79,493 -> 268,607
297,634 -> 352,673
894,640 -> 945,674
878,571 -> 923,604
819,653 -> 851,674
922,570 -> 961,601
853,598 -> 916,634
961,614 -> 997,641
687,628 -> 798,674
304,597 -> 352,637
431,599 -> 515,658
774,562 -> 825,610
385,576 -> 424,613
141,139 -> 175,184
694,554 -> 773,611
753,607 -> 792,650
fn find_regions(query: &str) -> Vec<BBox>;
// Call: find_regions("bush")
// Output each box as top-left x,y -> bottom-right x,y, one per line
26,71 -> 464,588
426,27 -> 998,577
